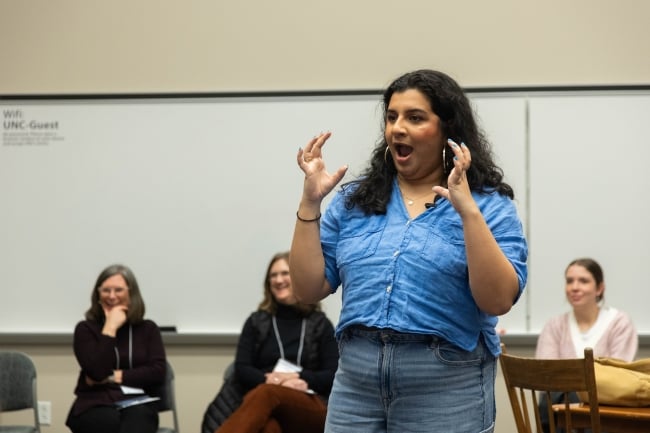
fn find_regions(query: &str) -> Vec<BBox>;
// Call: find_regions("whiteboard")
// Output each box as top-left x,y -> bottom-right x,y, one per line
527,94 -> 650,334
0,95 -> 382,333
2,90 -> 647,334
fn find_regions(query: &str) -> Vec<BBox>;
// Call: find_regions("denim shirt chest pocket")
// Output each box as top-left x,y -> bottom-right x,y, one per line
336,214 -> 386,266
419,212 -> 467,277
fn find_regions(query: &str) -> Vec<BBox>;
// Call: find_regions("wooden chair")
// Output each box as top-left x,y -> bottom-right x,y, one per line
499,343 -> 601,433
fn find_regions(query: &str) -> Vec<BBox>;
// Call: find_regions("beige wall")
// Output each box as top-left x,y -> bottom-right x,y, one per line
1,0 -> 649,94
2,341 -> 649,433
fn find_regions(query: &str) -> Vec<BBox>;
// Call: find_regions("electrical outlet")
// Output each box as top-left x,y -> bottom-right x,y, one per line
38,401 -> 52,425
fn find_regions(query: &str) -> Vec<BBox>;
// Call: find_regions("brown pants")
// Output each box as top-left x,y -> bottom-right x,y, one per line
216,383 -> 327,433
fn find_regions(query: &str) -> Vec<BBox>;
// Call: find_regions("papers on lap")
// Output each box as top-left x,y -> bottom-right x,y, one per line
120,385 -> 146,395
114,395 -> 160,410
273,358 -> 302,373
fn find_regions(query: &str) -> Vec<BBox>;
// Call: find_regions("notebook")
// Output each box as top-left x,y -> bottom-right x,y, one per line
114,395 -> 160,410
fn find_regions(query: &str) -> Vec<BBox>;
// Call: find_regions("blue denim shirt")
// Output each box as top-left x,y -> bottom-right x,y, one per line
321,179 -> 528,356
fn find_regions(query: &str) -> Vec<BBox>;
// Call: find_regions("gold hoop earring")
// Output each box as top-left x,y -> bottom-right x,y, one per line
442,147 -> 448,174
384,146 -> 391,164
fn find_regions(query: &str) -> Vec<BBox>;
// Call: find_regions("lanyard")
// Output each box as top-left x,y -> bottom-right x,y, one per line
272,315 -> 306,367
113,324 -> 133,370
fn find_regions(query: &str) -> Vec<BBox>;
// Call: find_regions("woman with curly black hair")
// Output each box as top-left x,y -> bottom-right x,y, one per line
290,69 -> 528,433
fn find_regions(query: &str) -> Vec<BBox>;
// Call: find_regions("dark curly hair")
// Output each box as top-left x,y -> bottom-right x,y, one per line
343,69 -> 514,214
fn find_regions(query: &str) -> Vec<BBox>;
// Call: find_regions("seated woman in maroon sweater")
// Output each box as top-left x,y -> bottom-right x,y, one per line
66,264 -> 166,433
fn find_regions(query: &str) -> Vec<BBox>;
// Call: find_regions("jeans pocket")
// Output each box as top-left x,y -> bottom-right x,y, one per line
432,338 -> 486,366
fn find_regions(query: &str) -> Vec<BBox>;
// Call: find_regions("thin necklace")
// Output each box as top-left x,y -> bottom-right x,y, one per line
397,178 -> 434,206
401,191 -> 433,206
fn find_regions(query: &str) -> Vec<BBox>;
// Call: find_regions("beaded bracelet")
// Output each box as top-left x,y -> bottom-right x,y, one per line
296,211 -> 321,222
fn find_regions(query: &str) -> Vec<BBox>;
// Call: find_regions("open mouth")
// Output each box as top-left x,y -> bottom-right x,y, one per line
395,144 -> 413,157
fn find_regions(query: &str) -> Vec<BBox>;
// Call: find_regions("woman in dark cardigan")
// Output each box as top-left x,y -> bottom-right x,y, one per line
66,264 -> 166,433
202,251 -> 339,433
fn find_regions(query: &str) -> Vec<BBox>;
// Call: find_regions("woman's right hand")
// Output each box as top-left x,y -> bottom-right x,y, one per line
281,377 -> 309,391
101,304 -> 128,336
296,132 -> 348,204
265,371 -> 298,385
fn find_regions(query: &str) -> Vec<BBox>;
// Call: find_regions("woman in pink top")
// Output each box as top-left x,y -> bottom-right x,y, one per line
535,257 -> 638,361
535,257 -> 638,432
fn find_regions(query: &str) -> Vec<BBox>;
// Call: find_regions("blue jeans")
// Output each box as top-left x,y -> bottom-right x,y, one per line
325,326 -> 496,433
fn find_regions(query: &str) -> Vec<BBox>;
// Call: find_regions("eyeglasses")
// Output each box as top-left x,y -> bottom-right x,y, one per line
98,286 -> 128,295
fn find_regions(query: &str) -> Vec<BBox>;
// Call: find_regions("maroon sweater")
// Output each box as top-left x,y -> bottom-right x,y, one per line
69,319 -> 166,416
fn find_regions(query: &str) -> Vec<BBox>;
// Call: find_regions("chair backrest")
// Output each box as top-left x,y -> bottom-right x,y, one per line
499,343 -> 601,433
154,360 -> 180,433
0,351 -> 40,432
200,361 -> 244,433
222,361 -> 234,381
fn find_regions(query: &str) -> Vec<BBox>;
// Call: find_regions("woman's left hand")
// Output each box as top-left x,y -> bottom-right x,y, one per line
280,377 -> 309,391
433,138 -> 478,217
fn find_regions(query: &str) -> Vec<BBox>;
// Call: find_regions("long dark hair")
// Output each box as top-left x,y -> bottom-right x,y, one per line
85,264 -> 146,324
344,69 -> 514,214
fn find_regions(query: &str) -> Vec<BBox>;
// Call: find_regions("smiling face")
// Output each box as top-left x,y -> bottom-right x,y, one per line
268,258 -> 296,306
98,273 -> 131,311
565,264 -> 604,310
385,88 -> 446,183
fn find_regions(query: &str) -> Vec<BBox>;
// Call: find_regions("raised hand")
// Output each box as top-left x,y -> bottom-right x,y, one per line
296,132 -> 348,205
433,138 -> 478,217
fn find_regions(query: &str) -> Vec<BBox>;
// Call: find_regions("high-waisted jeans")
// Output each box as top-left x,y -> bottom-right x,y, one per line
325,326 -> 496,433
